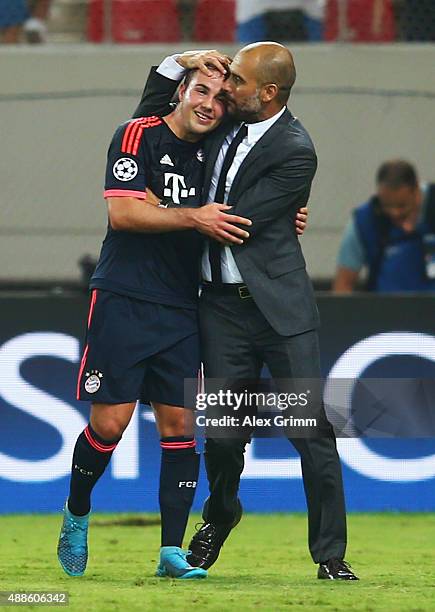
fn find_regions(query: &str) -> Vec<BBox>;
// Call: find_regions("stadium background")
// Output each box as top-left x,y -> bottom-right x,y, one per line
1,0 -> 435,515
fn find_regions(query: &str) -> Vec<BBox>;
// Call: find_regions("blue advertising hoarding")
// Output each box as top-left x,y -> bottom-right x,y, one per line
1,294 -> 434,513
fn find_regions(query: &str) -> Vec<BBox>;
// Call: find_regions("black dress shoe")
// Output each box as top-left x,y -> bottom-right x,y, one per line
318,558 -> 359,580
188,500 -> 243,569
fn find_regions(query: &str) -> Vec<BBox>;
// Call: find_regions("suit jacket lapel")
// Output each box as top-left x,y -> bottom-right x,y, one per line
228,109 -> 293,204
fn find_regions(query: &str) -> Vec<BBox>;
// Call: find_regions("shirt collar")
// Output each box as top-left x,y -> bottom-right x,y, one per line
245,106 -> 286,146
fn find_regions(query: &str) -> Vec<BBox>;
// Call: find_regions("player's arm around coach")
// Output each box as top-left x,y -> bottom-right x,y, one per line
134,51 -> 317,335
107,196 -> 250,245
132,51 -> 309,240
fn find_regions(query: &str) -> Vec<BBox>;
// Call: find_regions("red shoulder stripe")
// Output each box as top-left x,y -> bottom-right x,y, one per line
121,116 -> 163,155
122,118 -> 146,153
121,119 -> 140,153
131,125 -> 145,156
131,121 -> 160,155
126,121 -> 142,154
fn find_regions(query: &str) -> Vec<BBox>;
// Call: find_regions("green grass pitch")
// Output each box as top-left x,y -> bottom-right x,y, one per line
1,513 -> 435,611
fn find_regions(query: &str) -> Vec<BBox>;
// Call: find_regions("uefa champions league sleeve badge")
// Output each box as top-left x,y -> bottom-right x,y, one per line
113,158 -> 138,181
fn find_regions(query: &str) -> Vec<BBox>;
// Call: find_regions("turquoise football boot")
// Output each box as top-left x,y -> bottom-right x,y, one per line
156,546 -> 208,579
57,502 -> 89,577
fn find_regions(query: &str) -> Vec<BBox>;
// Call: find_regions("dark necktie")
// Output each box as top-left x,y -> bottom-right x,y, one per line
209,124 -> 248,284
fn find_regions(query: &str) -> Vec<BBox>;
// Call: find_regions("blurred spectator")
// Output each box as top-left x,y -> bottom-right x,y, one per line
333,160 -> 435,293
0,0 -> 28,43
264,0 -> 325,42
237,0 -> 325,42
24,0 -> 52,43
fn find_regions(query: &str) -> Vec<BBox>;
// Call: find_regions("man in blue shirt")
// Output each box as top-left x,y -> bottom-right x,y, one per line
333,160 -> 435,293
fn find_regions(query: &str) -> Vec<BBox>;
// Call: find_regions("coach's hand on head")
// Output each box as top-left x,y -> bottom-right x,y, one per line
191,203 -> 252,245
176,50 -> 232,77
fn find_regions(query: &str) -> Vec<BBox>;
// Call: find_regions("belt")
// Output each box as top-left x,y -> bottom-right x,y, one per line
202,282 -> 252,299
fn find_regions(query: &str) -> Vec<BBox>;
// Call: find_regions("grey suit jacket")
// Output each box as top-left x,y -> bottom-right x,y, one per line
133,68 -> 320,336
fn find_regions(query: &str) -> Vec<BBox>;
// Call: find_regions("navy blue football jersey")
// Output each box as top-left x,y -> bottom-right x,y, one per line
90,116 -> 206,308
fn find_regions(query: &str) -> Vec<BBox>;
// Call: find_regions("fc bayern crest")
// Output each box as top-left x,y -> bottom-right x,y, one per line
84,370 -> 103,394
113,158 -> 138,181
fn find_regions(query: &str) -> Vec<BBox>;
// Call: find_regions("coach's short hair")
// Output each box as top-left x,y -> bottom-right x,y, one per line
376,160 -> 418,189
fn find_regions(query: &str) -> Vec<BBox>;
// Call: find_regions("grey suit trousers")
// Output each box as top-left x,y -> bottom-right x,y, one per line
199,288 -> 347,563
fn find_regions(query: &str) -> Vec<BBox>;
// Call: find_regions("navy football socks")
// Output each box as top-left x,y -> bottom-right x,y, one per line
159,437 -> 200,548
68,424 -> 120,516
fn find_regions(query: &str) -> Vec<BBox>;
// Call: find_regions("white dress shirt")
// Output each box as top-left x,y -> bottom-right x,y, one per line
157,56 -> 286,283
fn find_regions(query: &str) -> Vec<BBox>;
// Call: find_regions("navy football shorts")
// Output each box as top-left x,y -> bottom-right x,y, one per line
76,290 -> 200,407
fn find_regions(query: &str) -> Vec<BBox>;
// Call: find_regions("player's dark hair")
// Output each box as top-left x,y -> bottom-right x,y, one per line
182,64 -> 229,89
376,160 -> 418,189
183,68 -> 196,89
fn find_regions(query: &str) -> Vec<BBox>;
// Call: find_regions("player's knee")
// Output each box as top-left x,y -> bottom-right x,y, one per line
156,408 -> 194,438
161,424 -> 191,438
91,417 -> 126,442
167,418 -> 191,437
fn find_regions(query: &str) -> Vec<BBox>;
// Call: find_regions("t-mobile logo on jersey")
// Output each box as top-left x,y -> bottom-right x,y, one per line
163,173 -> 196,205
178,481 -> 197,488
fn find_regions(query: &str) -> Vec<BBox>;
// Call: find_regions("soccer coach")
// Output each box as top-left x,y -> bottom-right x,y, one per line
134,44 -> 358,581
